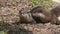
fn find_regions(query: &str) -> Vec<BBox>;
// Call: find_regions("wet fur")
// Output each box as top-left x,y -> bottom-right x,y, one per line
30,6 -> 58,24
19,9 -> 36,24
51,6 -> 60,25
30,6 -> 52,23
19,6 -> 60,24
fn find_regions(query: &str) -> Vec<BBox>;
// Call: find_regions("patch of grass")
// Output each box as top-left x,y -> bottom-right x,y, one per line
41,0 -> 53,9
0,31 -> 7,34
31,0 -> 38,6
12,0 -> 16,3
31,0 -> 53,9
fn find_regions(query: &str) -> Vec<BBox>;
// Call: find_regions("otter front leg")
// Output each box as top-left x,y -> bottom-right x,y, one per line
50,15 -> 58,25
56,16 -> 60,25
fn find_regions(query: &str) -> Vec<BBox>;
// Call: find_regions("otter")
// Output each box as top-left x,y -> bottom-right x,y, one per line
30,6 -> 57,24
51,6 -> 60,25
30,6 -> 51,23
19,8 -> 36,24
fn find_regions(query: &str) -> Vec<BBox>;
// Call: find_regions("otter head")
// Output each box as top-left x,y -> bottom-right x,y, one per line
19,8 -> 36,23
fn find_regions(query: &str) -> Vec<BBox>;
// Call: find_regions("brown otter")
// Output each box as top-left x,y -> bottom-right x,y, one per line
30,6 -> 57,24
51,6 -> 60,25
19,8 -> 36,24
30,6 -> 51,23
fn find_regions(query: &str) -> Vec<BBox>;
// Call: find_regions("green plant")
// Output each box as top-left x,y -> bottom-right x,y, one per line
41,0 -> 53,9
0,31 -> 7,34
32,0 -> 38,6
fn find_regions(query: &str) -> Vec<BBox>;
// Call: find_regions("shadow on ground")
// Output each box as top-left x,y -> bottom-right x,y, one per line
0,23 -> 33,34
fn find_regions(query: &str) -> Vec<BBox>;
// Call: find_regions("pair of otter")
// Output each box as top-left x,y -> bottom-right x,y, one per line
19,6 -> 60,25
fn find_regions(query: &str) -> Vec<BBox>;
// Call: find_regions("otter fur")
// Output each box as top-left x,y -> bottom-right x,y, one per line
19,9 -> 36,24
30,6 -> 57,24
51,6 -> 60,25
30,6 -> 52,23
